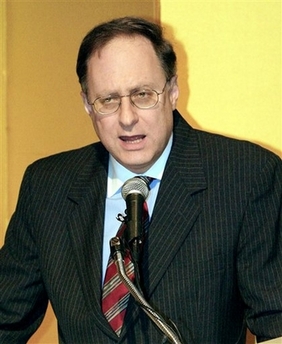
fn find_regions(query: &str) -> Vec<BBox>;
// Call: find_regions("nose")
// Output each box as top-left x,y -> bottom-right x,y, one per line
118,95 -> 139,127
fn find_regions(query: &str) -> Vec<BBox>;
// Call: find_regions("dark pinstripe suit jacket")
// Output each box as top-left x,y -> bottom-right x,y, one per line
1,111 -> 282,343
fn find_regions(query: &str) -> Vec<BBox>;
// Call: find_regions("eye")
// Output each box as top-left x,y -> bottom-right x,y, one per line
133,89 -> 154,99
97,95 -> 121,109
136,91 -> 147,98
99,96 -> 115,105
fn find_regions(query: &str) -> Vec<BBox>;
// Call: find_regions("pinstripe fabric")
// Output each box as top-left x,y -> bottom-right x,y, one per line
0,110 -> 281,343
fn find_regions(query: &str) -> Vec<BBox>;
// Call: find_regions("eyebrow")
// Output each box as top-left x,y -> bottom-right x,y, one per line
96,84 -> 155,98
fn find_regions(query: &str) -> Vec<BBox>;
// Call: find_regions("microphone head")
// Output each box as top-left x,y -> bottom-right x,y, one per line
121,176 -> 150,200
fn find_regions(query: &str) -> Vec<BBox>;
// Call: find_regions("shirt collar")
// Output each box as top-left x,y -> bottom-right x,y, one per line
107,134 -> 173,198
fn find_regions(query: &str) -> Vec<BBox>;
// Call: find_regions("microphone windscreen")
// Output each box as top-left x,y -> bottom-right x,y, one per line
121,177 -> 150,200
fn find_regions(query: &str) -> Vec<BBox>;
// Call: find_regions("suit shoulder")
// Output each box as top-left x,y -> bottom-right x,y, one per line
30,142 -> 104,168
173,111 -> 280,166
24,142 -> 107,185
190,129 -> 282,193
194,129 -> 281,165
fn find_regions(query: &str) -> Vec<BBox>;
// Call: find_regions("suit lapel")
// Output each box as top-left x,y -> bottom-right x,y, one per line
143,114 -> 207,295
65,144 -> 117,338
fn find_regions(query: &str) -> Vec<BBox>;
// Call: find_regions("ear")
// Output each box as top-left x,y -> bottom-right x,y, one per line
168,75 -> 179,110
80,91 -> 93,115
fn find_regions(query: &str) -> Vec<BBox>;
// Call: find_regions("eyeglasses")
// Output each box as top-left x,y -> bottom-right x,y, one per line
88,81 -> 168,115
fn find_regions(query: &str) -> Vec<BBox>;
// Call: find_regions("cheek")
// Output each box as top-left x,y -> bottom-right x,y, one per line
90,115 -> 116,142
150,113 -> 173,143
90,115 -> 104,140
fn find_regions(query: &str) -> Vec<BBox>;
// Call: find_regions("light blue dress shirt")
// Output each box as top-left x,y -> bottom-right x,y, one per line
102,134 -> 173,283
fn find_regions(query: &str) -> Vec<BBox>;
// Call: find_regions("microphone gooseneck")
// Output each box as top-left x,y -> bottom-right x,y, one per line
110,237 -> 184,344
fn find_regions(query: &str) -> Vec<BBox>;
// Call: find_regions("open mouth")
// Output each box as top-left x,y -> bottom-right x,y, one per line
119,135 -> 145,144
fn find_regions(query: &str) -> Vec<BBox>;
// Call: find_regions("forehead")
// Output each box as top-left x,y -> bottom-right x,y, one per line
87,35 -> 165,92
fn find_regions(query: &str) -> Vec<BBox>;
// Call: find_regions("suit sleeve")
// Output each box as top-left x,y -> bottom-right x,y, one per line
237,153 -> 282,342
0,167 -> 48,343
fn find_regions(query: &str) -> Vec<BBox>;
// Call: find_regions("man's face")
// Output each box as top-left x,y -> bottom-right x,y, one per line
82,35 -> 179,174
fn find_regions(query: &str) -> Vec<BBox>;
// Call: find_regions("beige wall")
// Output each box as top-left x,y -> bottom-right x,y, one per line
160,0 -> 281,158
1,3 -> 8,244
1,1 -> 158,343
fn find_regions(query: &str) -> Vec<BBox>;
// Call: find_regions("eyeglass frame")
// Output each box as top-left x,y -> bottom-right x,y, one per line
87,80 -> 169,115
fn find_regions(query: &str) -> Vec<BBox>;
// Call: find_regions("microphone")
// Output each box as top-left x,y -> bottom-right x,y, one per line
121,176 -> 150,262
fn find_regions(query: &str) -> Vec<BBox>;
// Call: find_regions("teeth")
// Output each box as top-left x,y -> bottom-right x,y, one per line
125,138 -> 143,143
121,136 -> 144,143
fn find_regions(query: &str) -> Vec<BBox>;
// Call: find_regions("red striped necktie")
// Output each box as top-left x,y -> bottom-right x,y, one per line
102,201 -> 149,336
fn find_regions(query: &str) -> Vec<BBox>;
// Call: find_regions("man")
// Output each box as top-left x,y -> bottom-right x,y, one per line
0,16 -> 281,344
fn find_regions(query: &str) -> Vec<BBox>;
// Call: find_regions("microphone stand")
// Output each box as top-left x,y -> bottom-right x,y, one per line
110,236 -> 184,344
